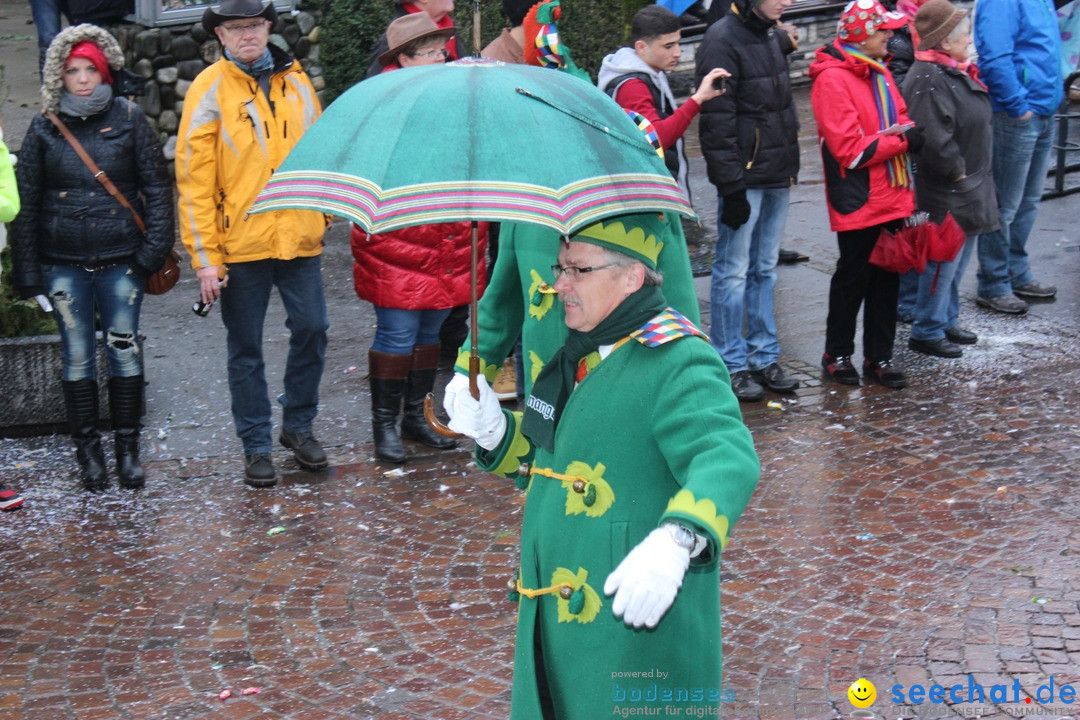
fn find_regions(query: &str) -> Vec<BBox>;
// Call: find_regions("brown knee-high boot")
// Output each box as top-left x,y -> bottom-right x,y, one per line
401,343 -> 457,450
368,349 -> 412,463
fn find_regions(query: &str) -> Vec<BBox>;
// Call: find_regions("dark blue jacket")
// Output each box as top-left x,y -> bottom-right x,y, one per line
973,0 -> 1064,117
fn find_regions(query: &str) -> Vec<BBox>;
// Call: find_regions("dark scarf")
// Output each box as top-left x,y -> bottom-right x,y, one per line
521,284 -> 667,452
58,84 -> 113,118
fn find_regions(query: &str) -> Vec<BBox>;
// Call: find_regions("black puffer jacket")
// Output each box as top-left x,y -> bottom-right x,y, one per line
695,0 -> 799,195
11,98 -> 174,296
886,25 -> 916,89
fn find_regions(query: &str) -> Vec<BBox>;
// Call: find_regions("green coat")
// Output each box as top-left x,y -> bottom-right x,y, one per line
455,215 -> 701,396
477,316 -> 759,719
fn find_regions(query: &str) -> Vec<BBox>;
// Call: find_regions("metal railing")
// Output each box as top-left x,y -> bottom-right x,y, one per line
1045,69 -> 1080,200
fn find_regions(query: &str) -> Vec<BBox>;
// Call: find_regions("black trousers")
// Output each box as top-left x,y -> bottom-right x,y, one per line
825,222 -> 901,363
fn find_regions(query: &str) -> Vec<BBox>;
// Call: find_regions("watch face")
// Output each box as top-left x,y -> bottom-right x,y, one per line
667,524 -> 695,549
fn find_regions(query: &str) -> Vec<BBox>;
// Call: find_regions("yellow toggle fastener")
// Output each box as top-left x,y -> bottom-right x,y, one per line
529,465 -> 588,491
537,282 -> 557,294
515,577 -> 575,600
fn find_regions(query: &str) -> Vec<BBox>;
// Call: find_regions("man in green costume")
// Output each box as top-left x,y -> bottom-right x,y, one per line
446,213 -> 760,719
442,213 -> 700,405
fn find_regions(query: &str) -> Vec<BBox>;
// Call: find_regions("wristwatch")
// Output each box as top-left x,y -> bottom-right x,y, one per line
663,522 -> 696,552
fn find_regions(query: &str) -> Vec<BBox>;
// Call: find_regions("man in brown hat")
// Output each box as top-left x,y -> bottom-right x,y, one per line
176,0 -> 330,488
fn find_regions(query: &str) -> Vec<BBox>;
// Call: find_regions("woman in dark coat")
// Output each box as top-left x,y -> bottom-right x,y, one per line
901,0 -> 999,357
11,24 -> 174,491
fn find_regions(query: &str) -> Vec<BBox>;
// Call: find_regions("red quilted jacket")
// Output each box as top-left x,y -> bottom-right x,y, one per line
351,221 -> 489,310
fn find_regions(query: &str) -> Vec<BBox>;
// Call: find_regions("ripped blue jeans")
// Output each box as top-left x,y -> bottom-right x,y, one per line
43,263 -> 144,381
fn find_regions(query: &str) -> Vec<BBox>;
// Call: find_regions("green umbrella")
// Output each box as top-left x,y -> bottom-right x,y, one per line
249,57 -> 693,234
250,57 -> 694,433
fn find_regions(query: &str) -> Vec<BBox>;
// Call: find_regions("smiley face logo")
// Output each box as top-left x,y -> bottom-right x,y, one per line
847,678 -> 876,709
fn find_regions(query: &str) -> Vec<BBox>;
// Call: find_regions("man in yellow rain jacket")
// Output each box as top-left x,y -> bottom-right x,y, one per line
177,0 -> 329,488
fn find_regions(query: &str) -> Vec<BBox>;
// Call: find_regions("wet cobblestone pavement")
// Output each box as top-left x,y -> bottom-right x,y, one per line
3,301 -> 1079,720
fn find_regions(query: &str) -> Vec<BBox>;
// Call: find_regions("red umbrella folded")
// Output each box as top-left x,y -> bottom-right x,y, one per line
870,212 -> 967,292
924,212 -> 967,263
870,223 -> 928,275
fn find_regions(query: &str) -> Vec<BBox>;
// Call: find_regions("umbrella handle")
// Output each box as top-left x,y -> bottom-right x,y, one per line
424,393 -> 464,438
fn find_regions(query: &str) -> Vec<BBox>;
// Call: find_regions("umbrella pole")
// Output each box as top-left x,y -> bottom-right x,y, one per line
469,220 -> 480,400
472,0 -> 481,56
423,221 -> 481,438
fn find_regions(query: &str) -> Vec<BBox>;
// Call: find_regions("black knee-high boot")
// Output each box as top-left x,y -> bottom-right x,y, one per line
109,375 -> 145,488
61,379 -> 108,491
369,350 -> 412,463
401,343 -> 457,450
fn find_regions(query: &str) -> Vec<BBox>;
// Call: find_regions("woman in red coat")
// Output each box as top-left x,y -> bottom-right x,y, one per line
353,13 -> 489,463
809,0 -> 918,390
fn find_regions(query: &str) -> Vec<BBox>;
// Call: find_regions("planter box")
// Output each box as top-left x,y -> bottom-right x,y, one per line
0,334 -> 109,437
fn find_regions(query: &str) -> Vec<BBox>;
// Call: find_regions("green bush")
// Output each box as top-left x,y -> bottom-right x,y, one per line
320,0 -> 397,105
0,246 -> 57,338
560,0 -> 650,80
317,0 -> 651,100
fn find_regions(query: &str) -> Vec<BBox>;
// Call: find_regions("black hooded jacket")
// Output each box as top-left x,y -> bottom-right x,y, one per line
10,23 -> 174,297
11,99 -> 175,296
695,0 -> 800,195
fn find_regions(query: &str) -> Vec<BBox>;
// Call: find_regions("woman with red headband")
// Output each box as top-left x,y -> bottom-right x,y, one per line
11,24 -> 174,492
810,0 -> 920,390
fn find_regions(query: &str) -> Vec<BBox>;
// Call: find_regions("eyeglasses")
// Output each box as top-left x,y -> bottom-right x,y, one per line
551,263 -> 619,281
220,20 -> 268,35
413,48 -> 450,60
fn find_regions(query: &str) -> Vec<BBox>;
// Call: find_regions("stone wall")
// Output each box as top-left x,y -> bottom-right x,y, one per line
106,8 -> 323,162
0,335 -> 110,436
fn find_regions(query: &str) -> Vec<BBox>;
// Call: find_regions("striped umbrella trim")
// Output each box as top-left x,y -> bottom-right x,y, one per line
251,171 -> 695,234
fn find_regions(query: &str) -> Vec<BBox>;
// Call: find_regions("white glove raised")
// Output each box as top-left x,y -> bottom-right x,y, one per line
442,372 -> 471,419
446,374 -> 507,451
604,526 -> 691,629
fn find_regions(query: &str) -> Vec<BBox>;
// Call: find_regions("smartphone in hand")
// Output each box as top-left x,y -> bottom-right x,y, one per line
882,122 -> 914,136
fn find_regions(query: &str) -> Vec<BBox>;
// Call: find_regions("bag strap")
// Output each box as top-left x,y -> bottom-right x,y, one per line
46,112 -> 147,234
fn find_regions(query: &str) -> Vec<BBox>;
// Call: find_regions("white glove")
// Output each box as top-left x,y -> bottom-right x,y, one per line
446,374 -> 507,451
604,526 -> 690,629
442,372 -> 471,419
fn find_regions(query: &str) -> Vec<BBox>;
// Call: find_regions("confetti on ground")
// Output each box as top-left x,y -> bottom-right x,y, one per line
384,468 -> 406,477
267,526 -> 286,536
240,687 -> 262,695
855,533 -> 874,540
767,401 -> 783,410
218,689 -> 233,700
